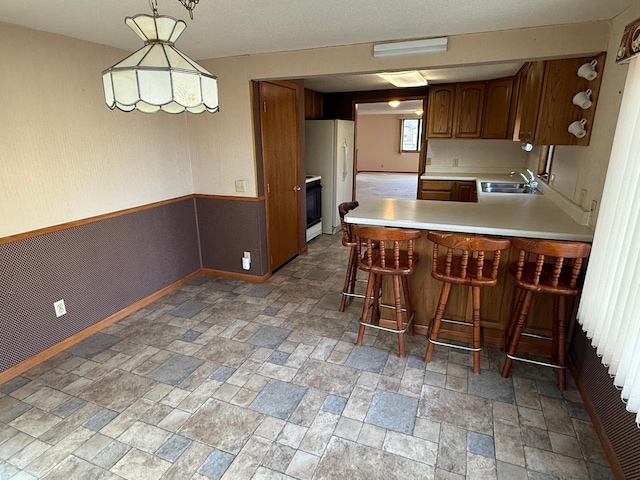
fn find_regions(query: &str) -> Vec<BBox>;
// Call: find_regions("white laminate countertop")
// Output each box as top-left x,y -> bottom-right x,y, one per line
346,172 -> 594,242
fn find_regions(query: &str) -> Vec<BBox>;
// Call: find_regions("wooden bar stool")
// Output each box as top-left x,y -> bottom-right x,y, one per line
352,225 -> 421,358
424,232 -> 511,374
501,238 -> 591,389
338,201 -> 364,312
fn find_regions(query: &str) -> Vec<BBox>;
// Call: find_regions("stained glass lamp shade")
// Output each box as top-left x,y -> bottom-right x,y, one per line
102,14 -> 219,114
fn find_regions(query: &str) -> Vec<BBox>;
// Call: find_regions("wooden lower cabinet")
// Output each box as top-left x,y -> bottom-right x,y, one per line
378,237 -> 563,356
419,179 -> 477,202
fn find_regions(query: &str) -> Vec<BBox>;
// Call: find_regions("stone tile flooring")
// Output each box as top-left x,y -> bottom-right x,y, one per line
0,234 -> 613,479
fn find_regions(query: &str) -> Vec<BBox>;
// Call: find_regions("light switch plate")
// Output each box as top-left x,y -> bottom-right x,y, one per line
235,180 -> 246,193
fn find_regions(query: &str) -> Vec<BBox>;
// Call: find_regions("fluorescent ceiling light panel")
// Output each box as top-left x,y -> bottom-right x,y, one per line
377,70 -> 428,88
374,37 -> 448,58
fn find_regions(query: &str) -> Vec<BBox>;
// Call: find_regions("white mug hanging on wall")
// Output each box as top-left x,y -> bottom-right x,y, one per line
572,89 -> 593,109
568,118 -> 588,138
577,60 -> 598,81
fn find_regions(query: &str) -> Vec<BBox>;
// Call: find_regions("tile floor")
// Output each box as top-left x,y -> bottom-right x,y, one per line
0,234 -> 613,479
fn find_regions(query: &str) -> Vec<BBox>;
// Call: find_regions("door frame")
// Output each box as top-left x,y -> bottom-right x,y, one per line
350,94 -> 428,200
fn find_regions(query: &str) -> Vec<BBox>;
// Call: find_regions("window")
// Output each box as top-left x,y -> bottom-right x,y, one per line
537,145 -> 555,183
401,118 -> 422,152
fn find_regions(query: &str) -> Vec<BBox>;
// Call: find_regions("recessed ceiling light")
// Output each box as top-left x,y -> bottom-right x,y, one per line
388,100 -> 401,108
377,71 -> 428,88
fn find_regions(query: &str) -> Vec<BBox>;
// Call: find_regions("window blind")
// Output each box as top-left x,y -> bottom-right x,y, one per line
577,55 -> 640,426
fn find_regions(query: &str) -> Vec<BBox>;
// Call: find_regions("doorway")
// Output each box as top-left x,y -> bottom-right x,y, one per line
258,81 -> 302,271
353,99 -> 426,201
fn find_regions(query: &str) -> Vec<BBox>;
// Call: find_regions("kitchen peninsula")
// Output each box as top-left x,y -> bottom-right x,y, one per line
344,174 -> 594,353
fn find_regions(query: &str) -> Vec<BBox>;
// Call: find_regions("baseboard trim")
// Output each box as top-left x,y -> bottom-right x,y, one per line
0,270 -> 202,385
201,268 -> 271,283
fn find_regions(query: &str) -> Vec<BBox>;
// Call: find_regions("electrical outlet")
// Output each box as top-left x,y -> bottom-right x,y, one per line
426,157 -> 432,165
54,299 -> 66,317
235,180 -> 246,193
242,257 -> 251,270
453,158 -> 459,167
243,251 -> 251,262
578,189 -> 587,207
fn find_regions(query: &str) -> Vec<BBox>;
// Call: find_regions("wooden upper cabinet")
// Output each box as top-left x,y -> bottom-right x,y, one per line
516,61 -> 546,143
482,78 -> 514,139
534,53 -> 605,146
304,88 -> 323,120
453,82 -> 485,138
514,53 -> 605,146
427,85 -> 456,138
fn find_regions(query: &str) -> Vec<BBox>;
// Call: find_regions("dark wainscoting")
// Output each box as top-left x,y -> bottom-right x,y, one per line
0,198 -> 200,373
570,327 -> 640,479
195,196 -> 269,276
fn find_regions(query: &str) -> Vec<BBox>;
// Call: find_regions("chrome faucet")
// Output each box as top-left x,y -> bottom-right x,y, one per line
511,169 -> 539,191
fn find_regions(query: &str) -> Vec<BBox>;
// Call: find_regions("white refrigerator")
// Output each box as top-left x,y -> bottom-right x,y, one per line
305,119 -> 355,235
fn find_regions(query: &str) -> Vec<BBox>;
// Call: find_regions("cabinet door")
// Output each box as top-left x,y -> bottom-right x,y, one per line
535,53 -> 605,146
427,85 -> 455,138
481,78 -> 514,139
452,181 -> 477,202
516,62 -> 546,143
304,89 -> 323,120
454,82 -> 486,138
419,180 -> 453,201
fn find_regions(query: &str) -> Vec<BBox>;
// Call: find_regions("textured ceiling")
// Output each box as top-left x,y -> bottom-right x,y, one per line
1,0 -> 631,93
0,0 -> 632,61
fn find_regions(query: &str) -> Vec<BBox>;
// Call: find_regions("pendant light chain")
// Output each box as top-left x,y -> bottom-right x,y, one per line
149,0 -> 159,16
178,0 -> 199,19
148,0 -> 199,19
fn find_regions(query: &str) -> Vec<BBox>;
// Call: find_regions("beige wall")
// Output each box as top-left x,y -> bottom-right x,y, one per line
356,115 -> 419,172
1,20 -> 617,237
427,139 -> 526,170
0,23 -> 193,238
531,4 -> 640,227
192,22 -> 610,197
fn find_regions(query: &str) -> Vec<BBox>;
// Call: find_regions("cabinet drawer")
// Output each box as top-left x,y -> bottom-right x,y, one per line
421,180 -> 453,191
421,191 -> 452,201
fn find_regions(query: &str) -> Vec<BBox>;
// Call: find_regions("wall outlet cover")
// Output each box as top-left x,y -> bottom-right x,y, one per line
54,299 -> 66,317
242,257 -> 251,270
235,180 -> 246,193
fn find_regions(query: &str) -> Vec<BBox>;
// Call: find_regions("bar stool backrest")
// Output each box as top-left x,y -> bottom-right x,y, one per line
427,232 -> 511,286
510,238 -> 591,292
338,201 -> 359,248
352,225 -> 421,274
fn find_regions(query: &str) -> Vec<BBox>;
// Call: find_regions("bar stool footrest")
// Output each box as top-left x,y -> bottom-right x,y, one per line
427,318 -> 484,353
341,292 -> 373,301
506,354 -> 566,369
360,313 -> 415,334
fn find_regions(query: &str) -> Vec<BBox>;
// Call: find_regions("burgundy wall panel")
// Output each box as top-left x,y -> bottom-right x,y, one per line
196,197 -> 269,276
570,328 -> 640,479
0,199 -> 200,373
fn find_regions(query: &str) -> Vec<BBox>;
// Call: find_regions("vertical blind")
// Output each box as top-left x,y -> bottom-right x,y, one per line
577,55 -> 640,426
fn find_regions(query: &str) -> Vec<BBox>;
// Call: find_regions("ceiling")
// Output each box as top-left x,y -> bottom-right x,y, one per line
0,0 -> 632,92
357,100 -> 424,116
303,62 -> 525,93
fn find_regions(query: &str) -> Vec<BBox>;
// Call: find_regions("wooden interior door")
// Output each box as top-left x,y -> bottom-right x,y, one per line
259,81 -> 301,271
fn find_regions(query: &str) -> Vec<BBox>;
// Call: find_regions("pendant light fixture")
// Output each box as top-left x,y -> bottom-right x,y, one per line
102,0 -> 219,114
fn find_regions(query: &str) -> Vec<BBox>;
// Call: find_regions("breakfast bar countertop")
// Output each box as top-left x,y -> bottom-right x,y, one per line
344,187 -> 595,242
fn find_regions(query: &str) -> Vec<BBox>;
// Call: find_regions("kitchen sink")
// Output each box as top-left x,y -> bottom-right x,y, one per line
480,182 -> 542,194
